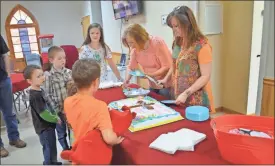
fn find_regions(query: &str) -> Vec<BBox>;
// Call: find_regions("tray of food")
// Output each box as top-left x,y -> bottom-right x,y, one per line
108,96 -> 184,132
129,70 -> 163,87
123,87 -> 150,98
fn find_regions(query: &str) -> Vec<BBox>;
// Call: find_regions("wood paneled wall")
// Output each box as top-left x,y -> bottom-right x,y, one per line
261,77 -> 274,117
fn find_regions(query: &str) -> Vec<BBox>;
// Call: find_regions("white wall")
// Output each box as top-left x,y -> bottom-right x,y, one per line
90,1 -> 103,26
1,1 -> 84,47
101,1 -> 198,54
81,1 -> 103,28
82,1 -> 92,19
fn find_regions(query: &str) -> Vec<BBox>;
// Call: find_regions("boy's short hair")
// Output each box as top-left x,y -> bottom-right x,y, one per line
72,59 -> 101,89
23,65 -> 42,80
48,46 -> 64,59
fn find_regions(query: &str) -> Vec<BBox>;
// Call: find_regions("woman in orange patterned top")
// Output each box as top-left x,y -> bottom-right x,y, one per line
159,6 -> 215,112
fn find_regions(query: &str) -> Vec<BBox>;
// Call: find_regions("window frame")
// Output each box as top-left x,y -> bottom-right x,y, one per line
5,4 -> 41,61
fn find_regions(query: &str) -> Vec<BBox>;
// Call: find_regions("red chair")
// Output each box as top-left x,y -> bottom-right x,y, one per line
41,52 -> 49,64
60,45 -> 79,70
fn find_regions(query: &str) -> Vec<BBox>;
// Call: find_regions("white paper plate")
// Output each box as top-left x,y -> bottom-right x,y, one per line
160,100 -> 176,105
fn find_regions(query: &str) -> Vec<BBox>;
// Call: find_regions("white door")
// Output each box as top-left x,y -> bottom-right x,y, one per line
246,1 -> 264,115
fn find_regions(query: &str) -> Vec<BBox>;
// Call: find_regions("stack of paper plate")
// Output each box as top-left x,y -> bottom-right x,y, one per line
123,88 -> 150,98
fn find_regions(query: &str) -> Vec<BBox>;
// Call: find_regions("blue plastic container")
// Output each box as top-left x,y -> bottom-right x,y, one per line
185,106 -> 209,122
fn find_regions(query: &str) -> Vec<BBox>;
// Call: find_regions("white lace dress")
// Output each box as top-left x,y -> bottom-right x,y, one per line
79,45 -> 112,83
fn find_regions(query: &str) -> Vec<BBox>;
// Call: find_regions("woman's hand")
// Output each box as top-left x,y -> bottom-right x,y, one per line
122,79 -> 130,88
157,78 -> 168,86
154,83 -> 164,89
175,92 -> 189,106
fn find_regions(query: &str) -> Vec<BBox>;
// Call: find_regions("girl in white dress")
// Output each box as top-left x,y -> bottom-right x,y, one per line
79,23 -> 123,82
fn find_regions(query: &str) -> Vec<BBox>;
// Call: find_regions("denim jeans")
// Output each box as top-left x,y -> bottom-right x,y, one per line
150,87 -> 172,99
56,113 -> 69,150
0,77 -> 19,147
39,128 -> 58,165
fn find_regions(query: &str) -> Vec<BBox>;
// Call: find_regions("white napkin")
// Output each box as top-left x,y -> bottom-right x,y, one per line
173,128 -> 206,145
99,81 -> 123,89
149,128 -> 206,154
149,134 -> 179,154
167,132 -> 195,151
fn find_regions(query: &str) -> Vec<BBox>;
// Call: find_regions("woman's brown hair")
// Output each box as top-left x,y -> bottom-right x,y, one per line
83,23 -> 111,58
166,6 -> 206,49
122,23 -> 150,54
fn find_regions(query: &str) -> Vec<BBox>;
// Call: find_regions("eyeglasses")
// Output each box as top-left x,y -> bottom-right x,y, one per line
172,6 -> 191,23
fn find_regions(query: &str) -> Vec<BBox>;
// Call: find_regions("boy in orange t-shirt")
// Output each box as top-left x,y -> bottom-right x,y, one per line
64,59 -> 123,146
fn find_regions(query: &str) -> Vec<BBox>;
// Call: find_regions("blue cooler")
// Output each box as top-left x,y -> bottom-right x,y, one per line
185,106 -> 210,122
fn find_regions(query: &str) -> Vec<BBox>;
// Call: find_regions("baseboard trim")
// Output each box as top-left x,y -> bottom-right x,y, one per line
216,107 -> 243,115
215,107 -> 223,113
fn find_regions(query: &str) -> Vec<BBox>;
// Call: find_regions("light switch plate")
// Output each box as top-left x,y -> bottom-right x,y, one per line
161,14 -> 168,25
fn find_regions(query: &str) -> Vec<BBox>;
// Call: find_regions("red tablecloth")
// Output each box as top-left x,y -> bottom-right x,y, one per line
10,73 -> 29,93
94,85 -> 229,165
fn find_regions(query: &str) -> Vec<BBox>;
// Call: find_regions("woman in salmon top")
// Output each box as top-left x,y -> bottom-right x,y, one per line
122,24 -> 173,99
159,6 -> 215,112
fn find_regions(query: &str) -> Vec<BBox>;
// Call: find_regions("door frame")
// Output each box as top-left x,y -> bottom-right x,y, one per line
255,1 -> 274,115
81,15 -> 91,39
246,1 -> 264,115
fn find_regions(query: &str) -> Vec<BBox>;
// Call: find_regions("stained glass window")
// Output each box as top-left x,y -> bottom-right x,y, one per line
6,6 -> 39,59
10,10 -> 33,25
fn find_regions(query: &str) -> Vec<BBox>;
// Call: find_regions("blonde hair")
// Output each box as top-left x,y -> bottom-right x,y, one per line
48,46 -> 64,59
43,46 -> 64,71
122,24 -> 149,53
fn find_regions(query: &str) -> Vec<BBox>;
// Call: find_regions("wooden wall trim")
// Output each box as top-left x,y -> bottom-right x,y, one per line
215,107 -> 223,112
263,77 -> 274,86
261,77 -> 274,117
215,106 -> 243,114
112,52 -> 122,56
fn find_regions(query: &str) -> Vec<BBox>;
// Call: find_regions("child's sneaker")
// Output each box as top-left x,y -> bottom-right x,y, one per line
51,161 -> 62,165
